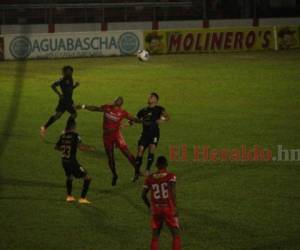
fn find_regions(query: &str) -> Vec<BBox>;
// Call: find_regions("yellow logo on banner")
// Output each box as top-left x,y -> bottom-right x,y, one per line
277,26 -> 300,50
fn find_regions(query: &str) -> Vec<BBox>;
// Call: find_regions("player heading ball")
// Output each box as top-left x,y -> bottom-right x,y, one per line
77,96 -> 141,186
134,92 -> 170,181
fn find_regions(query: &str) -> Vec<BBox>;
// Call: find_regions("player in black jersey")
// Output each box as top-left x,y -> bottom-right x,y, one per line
40,66 -> 79,138
55,119 -> 94,204
133,93 -> 169,181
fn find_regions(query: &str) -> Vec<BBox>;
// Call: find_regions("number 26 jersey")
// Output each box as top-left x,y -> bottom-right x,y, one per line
144,169 -> 177,210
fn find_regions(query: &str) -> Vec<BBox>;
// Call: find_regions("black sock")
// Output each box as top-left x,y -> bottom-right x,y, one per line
81,178 -> 91,198
66,179 -> 73,196
147,153 -> 154,171
44,115 -> 57,129
67,115 -> 76,125
135,156 -> 143,173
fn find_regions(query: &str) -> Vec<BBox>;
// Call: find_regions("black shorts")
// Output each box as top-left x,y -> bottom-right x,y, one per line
62,161 -> 87,178
56,99 -> 76,114
138,134 -> 160,148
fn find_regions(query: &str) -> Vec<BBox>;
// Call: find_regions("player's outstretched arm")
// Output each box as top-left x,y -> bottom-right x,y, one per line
51,81 -> 62,98
76,104 -> 103,112
127,114 -> 142,124
141,187 -> 151,208
78,143 -> 96,152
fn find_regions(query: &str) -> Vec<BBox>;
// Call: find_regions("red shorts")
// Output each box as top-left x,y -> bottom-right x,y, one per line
103,131 -> 128,151
151,206 -> 179,229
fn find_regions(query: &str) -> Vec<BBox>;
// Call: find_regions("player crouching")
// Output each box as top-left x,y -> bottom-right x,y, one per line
55,119 -> 94,204
142,156 -> 181,250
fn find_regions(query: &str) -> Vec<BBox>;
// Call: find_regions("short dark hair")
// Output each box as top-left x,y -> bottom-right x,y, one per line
156,156 -> 168,168
62,65 -> 74,73
150,92 -> 159,101
65,118 -> 76,131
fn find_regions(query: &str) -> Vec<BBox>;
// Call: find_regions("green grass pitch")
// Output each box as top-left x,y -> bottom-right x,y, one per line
1,51 -> 300,250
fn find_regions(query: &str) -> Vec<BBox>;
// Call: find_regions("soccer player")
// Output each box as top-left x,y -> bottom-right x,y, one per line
77,96 -> 140,186
55,119 -> 93,204
40,65 -> 79,138
142,156 -> 181,250
134,93 -> 169,180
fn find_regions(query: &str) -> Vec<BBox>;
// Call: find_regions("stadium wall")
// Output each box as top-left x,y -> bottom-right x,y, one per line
2,25 -> 300,60
1,18 -> 300,34
3,30 -> 143,60
144,27 -> 275,54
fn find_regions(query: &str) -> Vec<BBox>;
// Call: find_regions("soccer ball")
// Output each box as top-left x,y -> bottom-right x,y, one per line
137,49 -> 150,61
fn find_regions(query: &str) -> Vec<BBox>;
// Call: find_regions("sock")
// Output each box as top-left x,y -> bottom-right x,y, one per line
66,179 -> 72,196
172,235 -> 181,250
135,156 -> 143,173
151,238 -> 159,250
127,153 -> 136,167
44,115 -> 57,129
81,178 -> 91,198
67,115 -> 76,125
146,153 -> 154,171
109,160 -> 117,177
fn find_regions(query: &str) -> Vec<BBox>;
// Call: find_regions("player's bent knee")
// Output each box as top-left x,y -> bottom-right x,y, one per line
138,146 -> 144,155
55,112 -> 63,119
149,144 -> 156,153
85,176 -> 92,181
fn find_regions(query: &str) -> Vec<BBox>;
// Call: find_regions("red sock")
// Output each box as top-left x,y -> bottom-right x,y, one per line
172,235 -> 181,250
129,154 -> 136,165
151,238 -> 159,250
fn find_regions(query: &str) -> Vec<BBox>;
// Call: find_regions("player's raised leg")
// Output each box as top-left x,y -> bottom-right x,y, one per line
120,147 -> 136,168
146,144 -> 156,176
40,111 -> 63,138
116,131 -> 136,170
105,147 -> 118,186
66,104 -> 77,127
133,145 -> 145,182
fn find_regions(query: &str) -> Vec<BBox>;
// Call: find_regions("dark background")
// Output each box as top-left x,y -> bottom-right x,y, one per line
0,0 -> 299,25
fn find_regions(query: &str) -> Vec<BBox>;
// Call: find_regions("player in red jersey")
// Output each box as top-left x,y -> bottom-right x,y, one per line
77,97 -> 140,185
142,156 -> 181,250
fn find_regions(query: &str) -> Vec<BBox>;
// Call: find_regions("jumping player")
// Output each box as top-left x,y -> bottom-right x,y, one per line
142,156 -> 181,250
40,66 -> 79,138
77,97 -> 140,186
134,93 -> 169,180
55,119 -> 94,204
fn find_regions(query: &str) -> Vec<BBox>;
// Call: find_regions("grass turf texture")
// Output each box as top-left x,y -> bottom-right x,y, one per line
1,51 -> 300,250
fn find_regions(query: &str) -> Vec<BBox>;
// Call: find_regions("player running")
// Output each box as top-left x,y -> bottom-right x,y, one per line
55,119 -> 94,204
40,65 -> 79,138
142,156 -> 181,250
77,97 -> 140,186
134,93 -> 169,181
